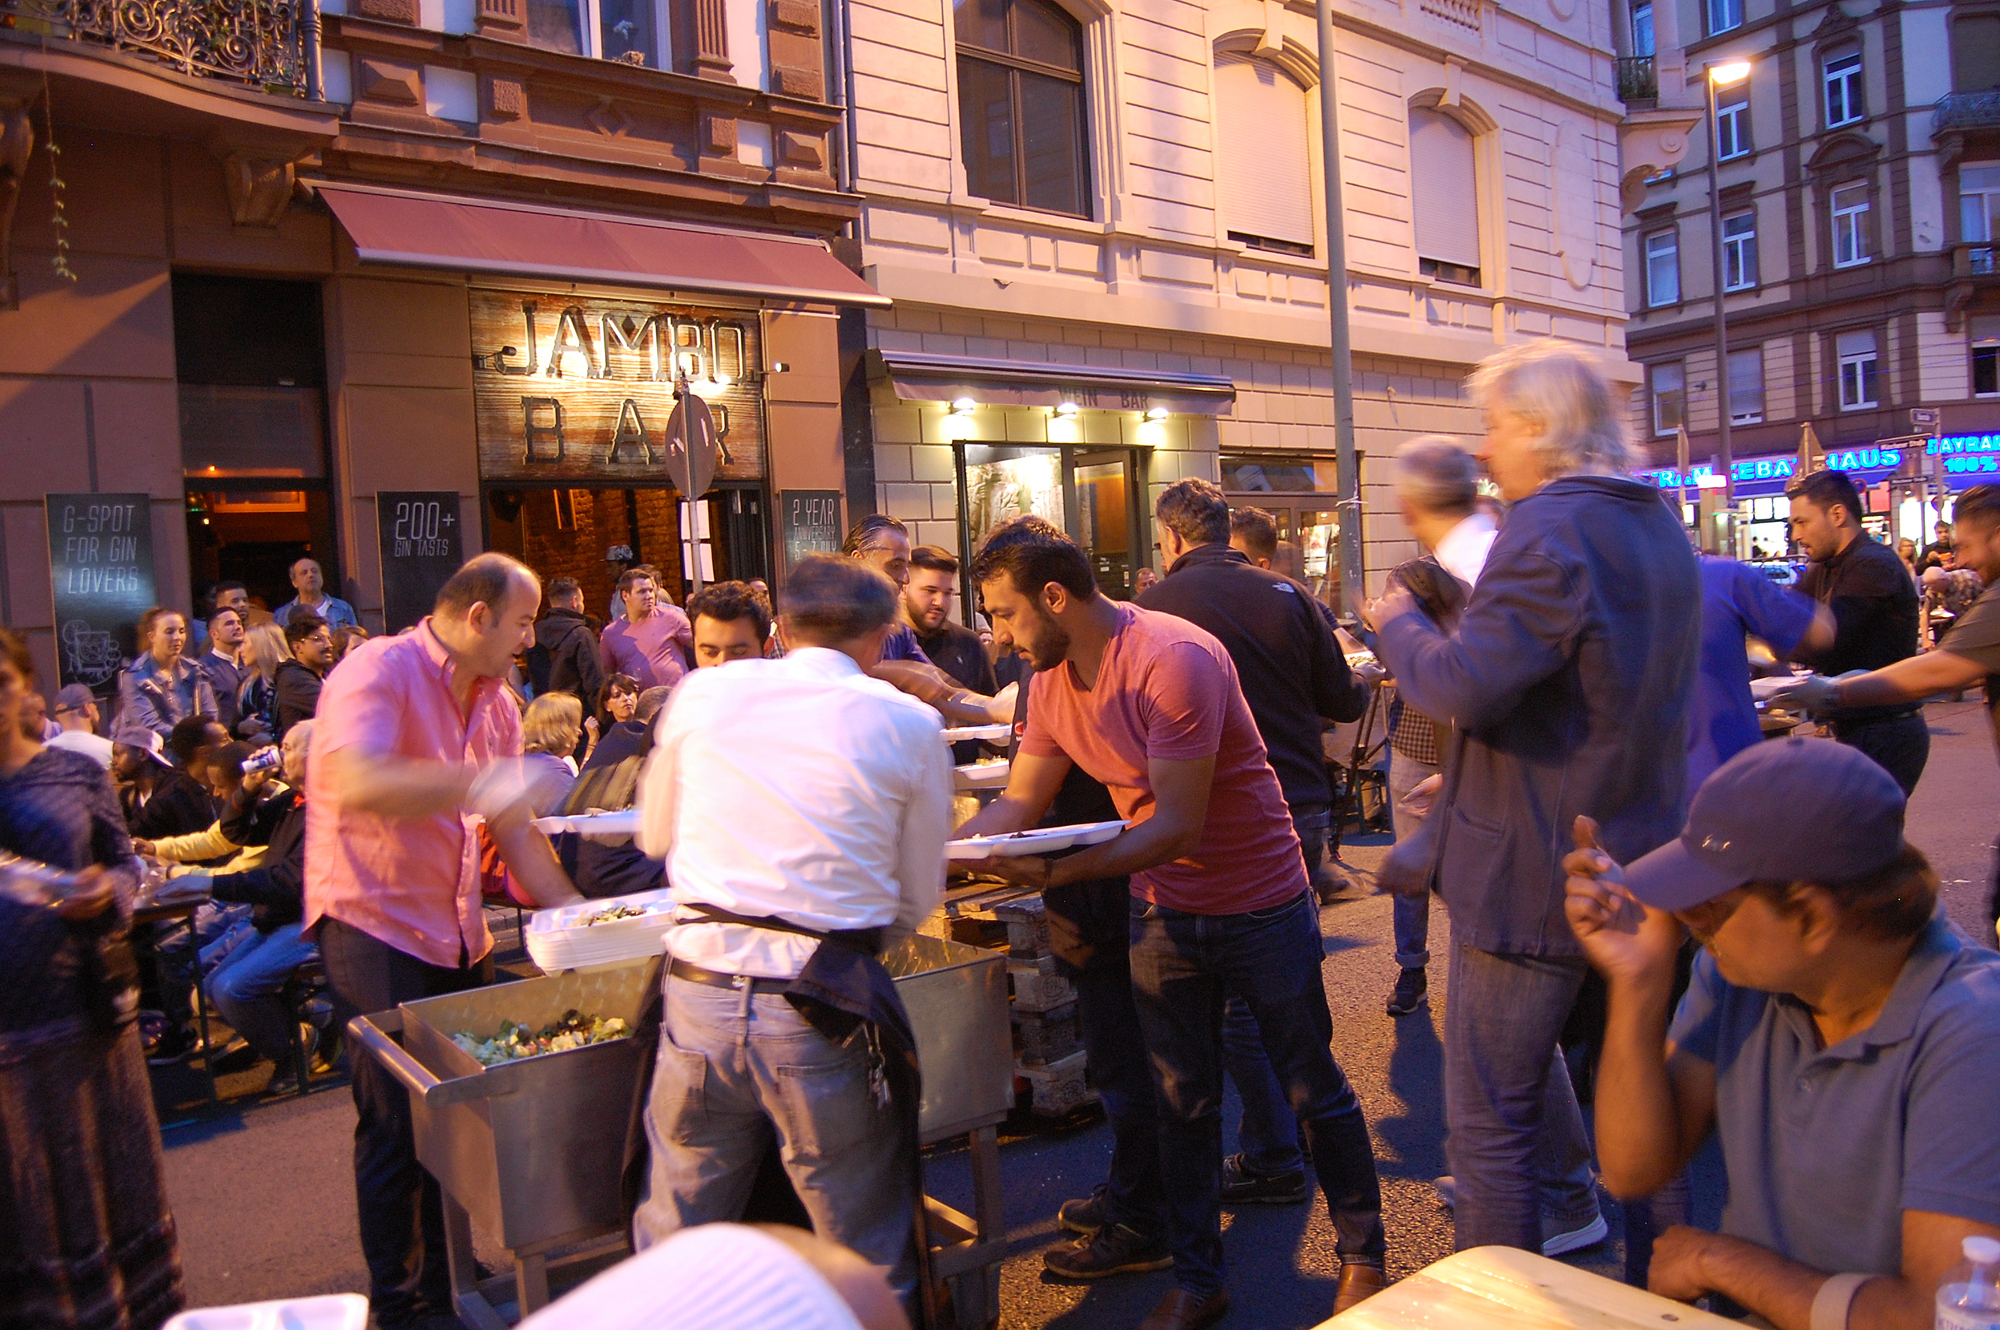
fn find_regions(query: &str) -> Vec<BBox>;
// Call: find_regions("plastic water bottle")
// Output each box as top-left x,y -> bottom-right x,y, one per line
1938,1235 -> 2000,1329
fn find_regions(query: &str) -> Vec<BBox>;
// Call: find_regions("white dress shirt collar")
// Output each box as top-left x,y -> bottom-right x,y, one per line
1435,510 -> 1499,588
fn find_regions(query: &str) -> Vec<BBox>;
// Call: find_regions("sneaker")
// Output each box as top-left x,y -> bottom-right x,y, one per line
145,1025 -> 197,1066
1043,1223 -> 1173,1280
1541,1211 -> 1609,1257
1432,1174 -> 1456,1209
1220,1153 -> 1309,1206
1056,1185 -> 1113,1236
1386,967 -> 1429,1016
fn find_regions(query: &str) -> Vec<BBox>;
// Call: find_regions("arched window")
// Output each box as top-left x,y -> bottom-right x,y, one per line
955,0 -> 1090,217
1409,106 -> 1482,286
1214,53 -> 1315,256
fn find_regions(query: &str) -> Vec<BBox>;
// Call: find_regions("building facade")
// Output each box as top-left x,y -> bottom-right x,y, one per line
0,0 -> 876,696
837,0 -> 1649,608
1617,0 -> 2000,554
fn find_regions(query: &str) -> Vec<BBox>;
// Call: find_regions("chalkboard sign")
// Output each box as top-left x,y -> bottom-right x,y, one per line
46,494 -> 156,695
377,491 -> 463,634
780,490 -> 843,570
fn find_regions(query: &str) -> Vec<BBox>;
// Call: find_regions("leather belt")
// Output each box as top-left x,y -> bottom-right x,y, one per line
668,957 -> 795,995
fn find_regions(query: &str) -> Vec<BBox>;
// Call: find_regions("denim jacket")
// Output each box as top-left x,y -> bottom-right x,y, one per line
1377,475 -> 1700,957
117,656 -> 218,741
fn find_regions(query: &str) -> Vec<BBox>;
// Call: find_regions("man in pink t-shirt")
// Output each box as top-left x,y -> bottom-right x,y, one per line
307,553 -> 581,1328
959,518 -> 1387,1330
598,567 -> 694,692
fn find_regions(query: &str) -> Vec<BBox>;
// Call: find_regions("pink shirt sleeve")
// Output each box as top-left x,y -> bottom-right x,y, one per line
312,651 -> 403,760
1139,642 -> 1227,761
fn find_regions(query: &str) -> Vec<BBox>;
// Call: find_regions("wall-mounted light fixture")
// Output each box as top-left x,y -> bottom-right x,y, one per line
951,397 -> 978,417
1144,407 -> 1169,422
1054,401 -> 1080,419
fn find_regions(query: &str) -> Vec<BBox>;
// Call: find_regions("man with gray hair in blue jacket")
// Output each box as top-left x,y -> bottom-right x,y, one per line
1365,340 -> 1700,1256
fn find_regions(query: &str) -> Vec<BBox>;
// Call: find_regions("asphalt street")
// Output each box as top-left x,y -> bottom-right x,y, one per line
156,701 -> 1998,1327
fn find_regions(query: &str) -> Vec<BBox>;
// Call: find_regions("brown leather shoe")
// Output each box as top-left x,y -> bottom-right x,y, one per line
1137,1287 -> 1231,1330
1333,1261 -> 1388,1313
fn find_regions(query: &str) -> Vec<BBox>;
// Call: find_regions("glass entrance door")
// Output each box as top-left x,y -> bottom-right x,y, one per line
957,443 -> 1144,599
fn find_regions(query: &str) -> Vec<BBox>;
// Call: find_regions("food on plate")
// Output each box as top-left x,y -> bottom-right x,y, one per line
584,903 -> 650,926
451,1010 -> 630,1066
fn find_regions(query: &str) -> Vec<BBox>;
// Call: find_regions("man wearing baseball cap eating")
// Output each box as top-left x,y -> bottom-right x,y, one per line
1563,737 -> 2000,1330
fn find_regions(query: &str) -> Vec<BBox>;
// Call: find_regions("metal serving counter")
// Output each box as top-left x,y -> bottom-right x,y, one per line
350,934 -> 1013,1328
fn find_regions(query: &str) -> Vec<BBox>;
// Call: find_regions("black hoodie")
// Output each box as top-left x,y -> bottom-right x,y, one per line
531,607 -> 605,704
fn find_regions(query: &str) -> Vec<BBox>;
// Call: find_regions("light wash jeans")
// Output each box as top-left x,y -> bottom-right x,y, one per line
634,975 -> 915,1295
1387,749 -> 1439,970
1443,942 -> 1599,1251
201,920 -> 319,1062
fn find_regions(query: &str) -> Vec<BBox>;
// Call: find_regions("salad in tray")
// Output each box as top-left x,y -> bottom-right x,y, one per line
451,1010 -> 630,1067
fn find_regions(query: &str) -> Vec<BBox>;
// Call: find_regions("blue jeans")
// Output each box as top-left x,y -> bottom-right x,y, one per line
155,900 -> 252,1029
635,975 -> 916,1295
1388,749 -> 1438,970
201,921 -> 319,1062
1443,942 -> 1599,1251
1129,891 -> 1385,1296
1045,877 -> 1163,1236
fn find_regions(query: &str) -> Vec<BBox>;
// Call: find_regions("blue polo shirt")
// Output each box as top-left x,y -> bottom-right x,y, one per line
1669,915 -> 2000,1278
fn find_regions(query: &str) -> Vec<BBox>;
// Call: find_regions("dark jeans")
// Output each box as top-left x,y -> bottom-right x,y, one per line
1129,891 -> 1385,1295
1222,805 -> 1335,1177
1832,711 -> 1930,797
321,918 -> 492,1325
1044,876 -> 1164,1236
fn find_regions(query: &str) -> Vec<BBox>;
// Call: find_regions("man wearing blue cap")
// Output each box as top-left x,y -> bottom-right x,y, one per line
1563,738 -> 2000,1330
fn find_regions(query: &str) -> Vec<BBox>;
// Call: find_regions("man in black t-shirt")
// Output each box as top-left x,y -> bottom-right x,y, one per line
905,545 -> 996,694
1775,482 -> 2000,933
1786,469 -> 1927,794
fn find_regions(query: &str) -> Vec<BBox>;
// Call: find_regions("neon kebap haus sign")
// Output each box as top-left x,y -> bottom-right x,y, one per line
1640,448 -> 1903,491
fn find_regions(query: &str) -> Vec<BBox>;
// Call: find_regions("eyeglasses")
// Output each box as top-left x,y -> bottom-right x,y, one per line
1679,886 -> 1750,940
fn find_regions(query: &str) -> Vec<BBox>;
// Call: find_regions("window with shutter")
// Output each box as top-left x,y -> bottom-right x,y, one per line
1728,347 -> 1764,423
1651,362 -> 1685,436
1836,329 -> 1878,410
1410,107 -> 1481,286
1215,54 -> 1315,256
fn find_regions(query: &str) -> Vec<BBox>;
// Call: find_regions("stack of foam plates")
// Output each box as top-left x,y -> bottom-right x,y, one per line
941,723 -> 1011,743
165,1296 -> 369,1330
531,809 -> 642,837
525,886 -> 677,973
946,820 -> 1127,860
955,758 -> 1011,791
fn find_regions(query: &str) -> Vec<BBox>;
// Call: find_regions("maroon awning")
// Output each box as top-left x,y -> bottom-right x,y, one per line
316,183 -> 888,307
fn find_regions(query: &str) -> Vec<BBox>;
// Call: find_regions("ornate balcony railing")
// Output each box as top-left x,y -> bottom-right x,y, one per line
0,0 -> 313,97
1935,91 -> 2000,135
1617,56 -> 1658,105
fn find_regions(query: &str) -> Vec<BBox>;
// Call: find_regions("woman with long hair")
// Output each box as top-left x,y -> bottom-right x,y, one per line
118,607 -> 217,740
235,622 -> 291,744
0,627 -> 184,1327
596,673 -> 640,736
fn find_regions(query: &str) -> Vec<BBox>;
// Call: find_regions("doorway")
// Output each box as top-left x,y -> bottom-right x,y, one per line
956,443 -> 1146,601
174,273 -> 336,617
484,483 -> 770,617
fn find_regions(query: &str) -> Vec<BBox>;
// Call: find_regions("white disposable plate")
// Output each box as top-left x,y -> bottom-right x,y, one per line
526,886 -> 677,972
946,819 -> 1127,860
954,759 -> 1011,791
941,723 -> 1011,742
1748,675 -> 1800,700
531,809 -> 642,836
165,1295 -> 369,1330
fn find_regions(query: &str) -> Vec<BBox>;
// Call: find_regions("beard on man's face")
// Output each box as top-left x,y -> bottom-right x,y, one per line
1023,602 -> 1072,671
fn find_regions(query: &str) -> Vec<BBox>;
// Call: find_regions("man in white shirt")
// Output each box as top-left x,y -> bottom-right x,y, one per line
47,684 -> 114,768
632,555 -> 953,1297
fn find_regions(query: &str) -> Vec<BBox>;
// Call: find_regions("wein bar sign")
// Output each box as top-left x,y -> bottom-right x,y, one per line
378,491 -> 463,634
46,493 -> 156,693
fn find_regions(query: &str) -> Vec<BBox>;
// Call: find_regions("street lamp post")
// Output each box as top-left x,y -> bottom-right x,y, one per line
1705,59 -> 1751,533
1315,0 -> 1363,618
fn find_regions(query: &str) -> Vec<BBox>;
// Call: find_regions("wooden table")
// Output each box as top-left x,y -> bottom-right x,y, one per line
1313,1247 -> 1745,1329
